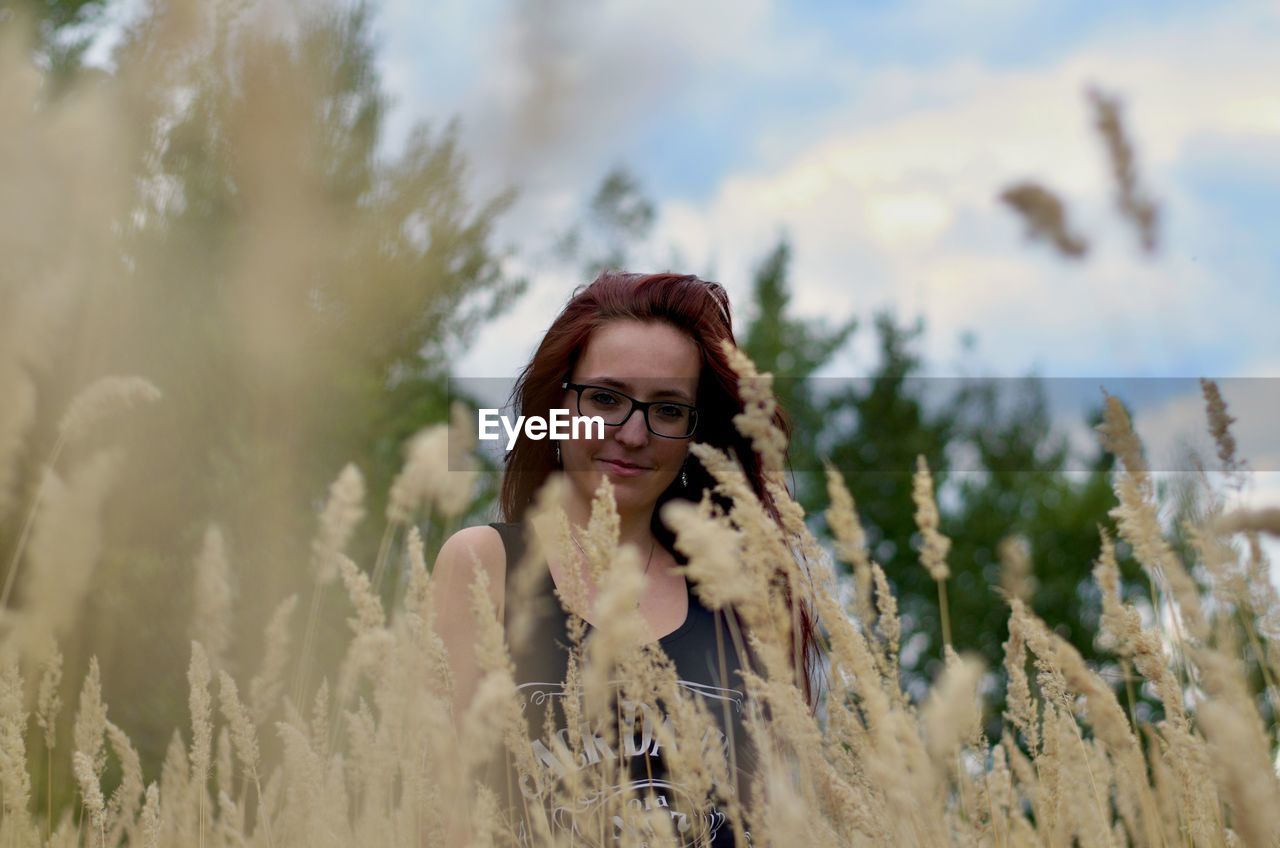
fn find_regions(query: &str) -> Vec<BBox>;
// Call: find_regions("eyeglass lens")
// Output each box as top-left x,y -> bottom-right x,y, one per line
576,386 -> 695,438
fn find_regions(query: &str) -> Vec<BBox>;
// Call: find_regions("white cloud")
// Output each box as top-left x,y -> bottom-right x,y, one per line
368,0 -> 1280,389
641,4 -> 1280,379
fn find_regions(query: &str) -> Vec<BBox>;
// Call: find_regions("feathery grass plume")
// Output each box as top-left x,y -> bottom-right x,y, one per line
10,450 -> 120,659
334,624 -> 395,729
752,668 -> 863,846
159,729 -> 192,846
580,473 -> 621,585
922,649 -> 984,764
74,656 -> 108,780
997,534 -> 1035,605
1185,508 -> 1249,616
1200,378 -> 1245,478
0,653 -> 33,827
1099,391 -> 1209,641
310,679 -> 331,762
1194,646 -> 1280,848
1049,624 -> 1163,845
912,454 -> 953,649
722,339 -> 788,475
73,749 -> 108,845
662,498 -> 756,609
275,722 -> 351,846
998,181 -> 1090,257
140,782 -> 161,848
911,455 -> 951,583
869,561 -> 903,695
387,401 -> 480,525
217,671 -> 263,800
188,641 -> 214,842
455,556 -> 539,829
1002,604 -> 1039,755
824,463 -> 875,627
191,524 -> 235,672
581,542 -> 647,710
1212,506 -> 1280,538
215,788 -> 244,847
1047,706 -> 1110,847
337,553 -> 385,636
35,638 -> 62,751
647,652 -> 742,842
249,594 -> 298,727
386,424 -> 447,526
1087,84 -> 1160,253
56,375 -> 163,446
682,440 -> 800,687
310,463 -> 366,585
401,525 -> 454,698
104,719 -> 144,847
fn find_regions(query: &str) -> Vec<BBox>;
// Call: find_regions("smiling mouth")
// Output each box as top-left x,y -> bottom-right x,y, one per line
596,458 -> 651,472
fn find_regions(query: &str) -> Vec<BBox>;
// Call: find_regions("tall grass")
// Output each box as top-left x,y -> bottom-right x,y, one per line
0,338 -> 1276,845
2,3 -> 1277,846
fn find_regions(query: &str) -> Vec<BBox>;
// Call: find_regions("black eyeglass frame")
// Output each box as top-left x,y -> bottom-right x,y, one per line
560,380 -> 699,439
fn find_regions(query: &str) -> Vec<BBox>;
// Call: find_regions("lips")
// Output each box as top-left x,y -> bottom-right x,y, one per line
596,457 -> 651,476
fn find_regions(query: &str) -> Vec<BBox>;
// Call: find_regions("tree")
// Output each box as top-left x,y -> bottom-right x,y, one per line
553,164 -> 657,280
739,237 -> 856,508
2,0 -> 108,82
1,0 -> 526,804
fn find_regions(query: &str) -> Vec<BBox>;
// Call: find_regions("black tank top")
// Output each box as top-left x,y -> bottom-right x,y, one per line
482,521 -> 756,847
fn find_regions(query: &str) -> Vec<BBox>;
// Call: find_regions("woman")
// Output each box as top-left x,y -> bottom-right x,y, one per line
431,271 -> 821,847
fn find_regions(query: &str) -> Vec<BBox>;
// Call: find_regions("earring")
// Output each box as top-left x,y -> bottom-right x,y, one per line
556,445 -> 561,465
680,462 -> 688,488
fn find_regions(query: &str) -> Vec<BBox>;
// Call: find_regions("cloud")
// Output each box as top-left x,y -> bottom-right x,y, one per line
374,0 -> 1279,388
642,3 -> 1280,379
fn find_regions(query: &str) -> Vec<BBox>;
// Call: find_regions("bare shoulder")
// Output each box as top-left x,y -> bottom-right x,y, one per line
432,525 -> 507,612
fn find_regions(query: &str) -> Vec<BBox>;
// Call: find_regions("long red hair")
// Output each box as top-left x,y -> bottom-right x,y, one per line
498,270 -> 823,711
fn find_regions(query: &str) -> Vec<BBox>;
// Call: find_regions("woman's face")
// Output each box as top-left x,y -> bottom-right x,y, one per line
559,319 -> 701,515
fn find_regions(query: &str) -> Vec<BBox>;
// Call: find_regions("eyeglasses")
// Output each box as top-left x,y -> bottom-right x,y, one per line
561,381 -> 698,439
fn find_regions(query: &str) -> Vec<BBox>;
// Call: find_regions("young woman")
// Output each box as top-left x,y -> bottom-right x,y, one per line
431,271 -> 821,847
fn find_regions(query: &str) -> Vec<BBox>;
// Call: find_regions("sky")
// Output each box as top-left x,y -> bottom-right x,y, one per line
371,0 -> 1279,502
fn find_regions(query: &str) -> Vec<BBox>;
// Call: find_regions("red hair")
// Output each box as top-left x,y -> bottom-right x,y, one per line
498,270 -> 822,711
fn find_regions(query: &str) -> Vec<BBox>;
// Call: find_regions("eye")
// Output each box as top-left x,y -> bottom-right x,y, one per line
655,404 -> 687,420
587,390 -> 620,406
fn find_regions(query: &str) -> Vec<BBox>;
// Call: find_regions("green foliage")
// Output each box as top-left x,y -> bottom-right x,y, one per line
554,165 -> 657,279
2,0 -> 108,82
740,238 -> 857,507
2,1 -> 524,810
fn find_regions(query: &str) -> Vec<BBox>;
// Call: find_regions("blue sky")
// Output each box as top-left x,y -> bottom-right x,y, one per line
368,0 -> 1280,538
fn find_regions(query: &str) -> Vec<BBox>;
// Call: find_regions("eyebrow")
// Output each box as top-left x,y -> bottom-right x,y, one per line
587,377 -> 695,404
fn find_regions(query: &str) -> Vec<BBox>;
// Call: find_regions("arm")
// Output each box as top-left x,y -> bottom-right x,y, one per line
427,525 -> 507,848
429,524 -> 507,729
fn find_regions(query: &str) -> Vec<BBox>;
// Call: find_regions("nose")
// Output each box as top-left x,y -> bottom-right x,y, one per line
613,405 -> 650,448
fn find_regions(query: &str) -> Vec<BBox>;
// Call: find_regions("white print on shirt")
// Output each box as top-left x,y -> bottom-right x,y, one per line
507,678 -> 752,847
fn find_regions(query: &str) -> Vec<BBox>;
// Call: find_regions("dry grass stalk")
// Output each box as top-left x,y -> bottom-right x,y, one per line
999,181 -> 1090,258
998,534 -> 1035,605
824,463 -> 875,632
191,525 -> 235,673
912,454 -> 954,649
56,377 -> 163,447
8,451 -> 120,661
1098,392 -> 1208,642
1087,85 -> 1160,253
